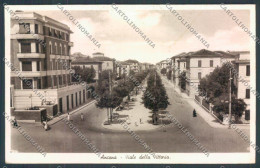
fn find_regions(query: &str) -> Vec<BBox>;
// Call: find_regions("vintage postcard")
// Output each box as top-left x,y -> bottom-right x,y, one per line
3,4 -> 256,164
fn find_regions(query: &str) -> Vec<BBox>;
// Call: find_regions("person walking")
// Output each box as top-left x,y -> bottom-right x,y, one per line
193,109 -> 197,117
81,113 -> 84,121
44,121 -> 48,131
67,113 -> 70,121
13,117 -> 18,128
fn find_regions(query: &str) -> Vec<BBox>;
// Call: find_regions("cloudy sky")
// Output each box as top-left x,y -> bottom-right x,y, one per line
34,6 -> 251,64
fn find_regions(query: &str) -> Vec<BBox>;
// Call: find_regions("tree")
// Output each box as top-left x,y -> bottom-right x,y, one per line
212,96 -> 247,122
142,71 -> 170,124
81,66 -> 96,83
198,63 -> 247,122
160,68 -> 167,75
179,72 -> 186,90
166,70 -> 172,80
72,66 -> 96,83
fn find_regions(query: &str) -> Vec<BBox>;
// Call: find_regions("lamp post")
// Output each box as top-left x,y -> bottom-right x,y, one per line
228,68 -> 232,129
29,94 -> 32,109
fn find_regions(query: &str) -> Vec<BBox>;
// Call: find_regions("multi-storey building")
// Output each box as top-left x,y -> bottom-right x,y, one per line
171,49 -> 239,97
71,58 -> 102,80
10,12 -> 89,116
92,52 -> 115,72
125,59 -> 140,73
116,61 -> 131,78
232,51 -> 250,121
171,52 -> 188,87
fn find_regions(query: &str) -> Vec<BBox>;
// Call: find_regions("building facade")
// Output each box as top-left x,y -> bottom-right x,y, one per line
232,51 -> 250,121
71,58 -> 102,80
170,49 -> 239,97
10,12 -> 90,115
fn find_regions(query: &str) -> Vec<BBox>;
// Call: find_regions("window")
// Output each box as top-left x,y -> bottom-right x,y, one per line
21,43 -> 31,53
83,90 -> 86,103
59,32 -> 62,39
76,93 -> 78,106
71,94 -> 74,108
36,43 -> 39,53
22,79 -> 33,89
54,76 -> 58,86
22,61 -> 32,71
54,30 -> 58,38
37,78 -> 41,89
19,23 -> 30,34
67,96 -> 69,110
79,91 -> 82,104
198,72 -> 202,80
64,45 -> 67,55
49,44 -> 52,54
54,43 -> 57,54
52,61 -> 55,70
246,65 -> 250,76
59,75 -> 62,86
210,60 -> 213,67
245,110 -> 250,120
246,89 -> 250,99
35,24 -> 38,34
49,28 -> 52,36
36,61 -> 40,71
198,60 -> 202,67
60,44 -> 62,55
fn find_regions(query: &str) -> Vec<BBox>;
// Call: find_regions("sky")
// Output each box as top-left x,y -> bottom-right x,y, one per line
34,6 -> 251,64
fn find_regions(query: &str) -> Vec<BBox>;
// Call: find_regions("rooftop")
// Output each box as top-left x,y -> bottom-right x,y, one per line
12,11 -> 73,33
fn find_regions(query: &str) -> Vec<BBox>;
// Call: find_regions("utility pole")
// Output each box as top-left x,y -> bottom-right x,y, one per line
228,67 -> 232,129
109,71 -> 112,122
154,72 -> 156,87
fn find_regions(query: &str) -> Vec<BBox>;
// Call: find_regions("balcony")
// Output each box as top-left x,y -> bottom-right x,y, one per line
68,42 -> 74,47
11,33 -> 44,40
50,54 -> 73,60
17,53 -> 45,59
11,71 -> 47,78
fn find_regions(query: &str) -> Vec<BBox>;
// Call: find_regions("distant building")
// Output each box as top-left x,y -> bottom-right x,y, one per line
171,49 -> 239,97
91,53 -> 115,72
71,52 -> 115,80
92,52 -> 104,57
141,63 -> 154,71
124,59 -> 140,72
71,58 -> 102,80
116,61 -> 131,77
10,12 -> 89,116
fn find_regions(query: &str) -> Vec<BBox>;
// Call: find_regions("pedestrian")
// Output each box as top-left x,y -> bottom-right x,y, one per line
81,113 -> 84,121
44,121 -> 48,131
67,113 -> 70,121
193,109 -> 197,117
13,117 -> 18,128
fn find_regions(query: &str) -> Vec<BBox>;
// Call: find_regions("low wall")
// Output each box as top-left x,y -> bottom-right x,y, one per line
37,104 -> 58,117
11,108 -> 47,122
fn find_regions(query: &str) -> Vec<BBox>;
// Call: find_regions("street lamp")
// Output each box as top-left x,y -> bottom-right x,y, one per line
29,94 -> 32,109
228,68 -> 233,129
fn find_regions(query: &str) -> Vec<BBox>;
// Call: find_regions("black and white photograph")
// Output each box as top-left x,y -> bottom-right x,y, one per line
2,3 -> 257,164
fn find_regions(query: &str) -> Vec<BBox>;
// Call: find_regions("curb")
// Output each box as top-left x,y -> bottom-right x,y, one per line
48,100 -> 96,125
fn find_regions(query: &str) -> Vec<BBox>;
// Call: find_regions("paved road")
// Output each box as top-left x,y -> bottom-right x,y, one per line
11,76 -> 250,154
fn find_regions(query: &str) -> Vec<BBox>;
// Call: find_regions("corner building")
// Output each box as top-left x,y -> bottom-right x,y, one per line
10,12 -> 90,115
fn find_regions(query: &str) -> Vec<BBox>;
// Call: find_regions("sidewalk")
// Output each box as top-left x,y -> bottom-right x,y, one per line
48,100 -> 96,125
161,76 -> 249,129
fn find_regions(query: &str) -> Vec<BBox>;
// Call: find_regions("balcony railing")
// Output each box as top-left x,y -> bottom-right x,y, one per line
11,33 -> 44,40
17,52 -> 45,59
